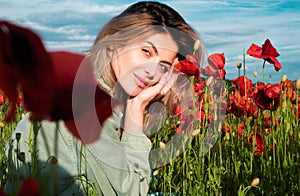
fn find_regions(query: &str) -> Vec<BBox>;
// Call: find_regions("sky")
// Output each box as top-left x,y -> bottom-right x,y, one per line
1,0 -> 300,83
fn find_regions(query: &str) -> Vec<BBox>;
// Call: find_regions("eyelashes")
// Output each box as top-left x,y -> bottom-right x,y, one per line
142,48 -> 170,73
159,64 -> 169,73
142,48 -> 151,56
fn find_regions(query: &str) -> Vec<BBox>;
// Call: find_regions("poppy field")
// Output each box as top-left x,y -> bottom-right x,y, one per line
148,39 -> 300,195
0,31 -> 300,195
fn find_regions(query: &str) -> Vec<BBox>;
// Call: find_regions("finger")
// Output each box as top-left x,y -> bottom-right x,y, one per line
135,73 -> 169,102
160,72 -> 178,95
167,57 -> 178,80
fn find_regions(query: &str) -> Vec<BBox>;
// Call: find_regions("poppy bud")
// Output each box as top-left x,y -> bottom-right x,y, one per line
159,141 -> 166,150
192,129 -> 200,136
282,100 -> 287,111
15,133 -> 21,141
296,79 -> 300,90
251,178 -> 260,186
236,61 -> 242,69
0,122 -> 4,127
193,40 -> 201,52
253,71 -> 258,78
50,156 -> 58,164
281,75 -> 287,83
153,170 -> 159,176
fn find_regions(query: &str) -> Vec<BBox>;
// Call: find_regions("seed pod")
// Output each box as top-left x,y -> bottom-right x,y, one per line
281,75 -> 287,82
253,71 -> 258,78
251,178 -> 260,186
159,141 -> 166,150
237,61 -> 242,69
296,79 -> 300,90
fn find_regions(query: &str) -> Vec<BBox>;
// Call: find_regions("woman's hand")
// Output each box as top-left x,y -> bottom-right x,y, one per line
123,71 -> 178,133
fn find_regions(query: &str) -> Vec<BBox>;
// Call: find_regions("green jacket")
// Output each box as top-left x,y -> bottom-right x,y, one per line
6,109 -> 151,195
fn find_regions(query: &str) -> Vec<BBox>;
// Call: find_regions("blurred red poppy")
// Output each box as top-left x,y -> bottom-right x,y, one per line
247,39 -> 282,71
17,177 -> 40,196
0,188 -> 8,196
0,20 -> 112,144
0,92 -> 5,105
0,20 -> 54,122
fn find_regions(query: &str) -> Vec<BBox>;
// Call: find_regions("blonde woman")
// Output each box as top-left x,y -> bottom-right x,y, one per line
6,1 -> 206,195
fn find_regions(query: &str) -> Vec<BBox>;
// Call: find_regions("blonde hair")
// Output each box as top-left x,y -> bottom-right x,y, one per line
87,1 -> 206,113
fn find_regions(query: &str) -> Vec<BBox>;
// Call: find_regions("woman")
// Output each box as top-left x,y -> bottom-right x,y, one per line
6,1 -> 206,195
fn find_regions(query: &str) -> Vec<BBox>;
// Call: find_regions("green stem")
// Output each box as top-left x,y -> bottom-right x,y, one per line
243,47 -> 246,76
262,60 -> 266,84
50,122 -> 59,195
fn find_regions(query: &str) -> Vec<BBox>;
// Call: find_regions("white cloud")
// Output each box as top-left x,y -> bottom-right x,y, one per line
21,20 -> 86,35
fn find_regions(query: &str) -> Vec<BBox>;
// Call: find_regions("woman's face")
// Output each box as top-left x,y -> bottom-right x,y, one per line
111,33 -> 178,97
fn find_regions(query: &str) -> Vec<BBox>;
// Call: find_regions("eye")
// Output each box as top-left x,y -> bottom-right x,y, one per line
142,48 -> 151,57
159,64 -> 169,73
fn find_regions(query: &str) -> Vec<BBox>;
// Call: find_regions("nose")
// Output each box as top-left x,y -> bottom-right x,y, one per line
144,58 -> 162,80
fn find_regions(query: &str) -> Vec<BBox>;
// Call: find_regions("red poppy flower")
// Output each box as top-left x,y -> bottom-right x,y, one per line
173,103 -> 198,136
218,69 -> 226,80
202,64 -> 226,80
237,122 -> 245,137
252,82 -> 282,111
263,115 -> 279,133
193,80 -> 206,98
0,20 -> 112,144
248,131 -> 264,155
232,76 -> 253,96
221,125 -> 231,137
202,53 -> 226,80
174,55 -> 200,79
17,177 -> 40,196
227,91 -> 246,116
247,39 -> 282,71
202,64 -> 218,76
207,53 -> 225,69
295,101 -> 300,121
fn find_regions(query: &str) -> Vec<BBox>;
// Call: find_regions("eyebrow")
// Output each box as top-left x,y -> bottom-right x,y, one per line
145,41 -> 173,66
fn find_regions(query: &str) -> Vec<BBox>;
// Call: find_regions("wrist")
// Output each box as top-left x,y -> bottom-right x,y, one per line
123,99 -> 145,133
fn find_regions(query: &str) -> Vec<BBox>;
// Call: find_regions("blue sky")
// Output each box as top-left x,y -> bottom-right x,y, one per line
1,0 -> 300,82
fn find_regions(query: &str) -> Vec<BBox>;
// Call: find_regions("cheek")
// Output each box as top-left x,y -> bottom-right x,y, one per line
111,52 -> 140,80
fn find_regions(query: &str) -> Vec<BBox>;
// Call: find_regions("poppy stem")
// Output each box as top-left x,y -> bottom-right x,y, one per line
262,60 -> 266,84
243,47 -> 246,76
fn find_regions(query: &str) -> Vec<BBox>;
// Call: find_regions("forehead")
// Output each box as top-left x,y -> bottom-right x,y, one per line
145,33 -> 179,53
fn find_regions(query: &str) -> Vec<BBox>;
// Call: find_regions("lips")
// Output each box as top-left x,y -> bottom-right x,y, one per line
134,73 -> 148,88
